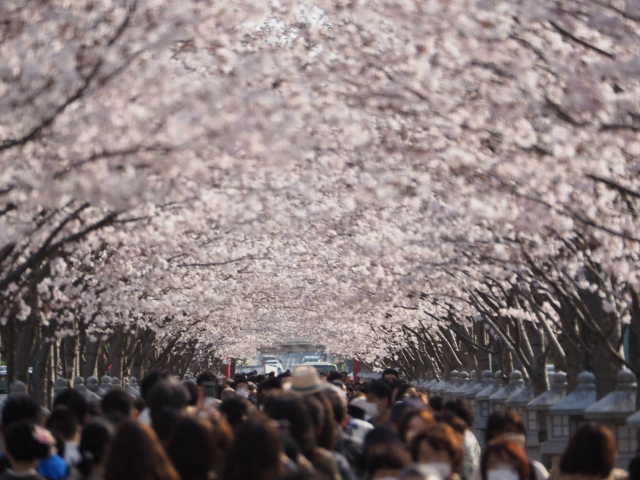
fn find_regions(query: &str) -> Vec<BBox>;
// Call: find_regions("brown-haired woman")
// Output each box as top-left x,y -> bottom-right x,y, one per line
410,423 -> 464,480
481,440 -> 529,480
104,421 -> 179,480
165,416 -> 219,480
549,422 -> 627,480
224,414 -> 284,480
398,409 -> 435,446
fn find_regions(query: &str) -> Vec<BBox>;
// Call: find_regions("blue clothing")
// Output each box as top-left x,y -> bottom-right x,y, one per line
37,455 -> 67,480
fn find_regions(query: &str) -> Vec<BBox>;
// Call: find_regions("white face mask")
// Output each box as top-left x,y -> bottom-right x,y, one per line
422,462 -> 452,479
487,469 -> 519,480
362,401 -> 381,418
236,388 -> 249,398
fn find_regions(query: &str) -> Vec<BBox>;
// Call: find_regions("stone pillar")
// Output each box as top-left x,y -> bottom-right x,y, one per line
545,371 -> 596,469
466,370 -> 494,435
489,371 -> 525,414
101,375 -> 113,393
473,370 -> 503,445
526,372 -> 567,463
585,370 -> 637,468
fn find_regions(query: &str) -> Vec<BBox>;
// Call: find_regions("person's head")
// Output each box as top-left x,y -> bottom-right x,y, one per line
221,388 -> 236,402
165,416 -> 218,480
485,411 -> 526,446
146,379 -> 190,442
45,407 -> 78,441
304,394 -> 337,450
326,371 -> 343,383
382,368 -> 400,382
428,396 -> 444,413
443,399 -> 474,429
2,395 -> 43,431
398,409 -> 435,446
4,420 -> 50,469
264,393 -> 316,460
559,422 -> 616,479
207,415 -> 234,476
183,381 -> 199,407
365,381 -> 393,418
104,421 -> 179,480
481,440 -> 529,480
366,445 -> 411,480
435,411 -> 467,436
410,423 -> 463,479
141,370 -> 169,402
391,401 -> 422,428
224,414 -> 284,480
77,420 -> 115,477
101,388 -> 135,419
395,383 -> 419,403
234,376 -> 249,392
196,371 -> 218,387
628,453 -> 640,480
219,396 -> 250,428
53,388 -> 88,426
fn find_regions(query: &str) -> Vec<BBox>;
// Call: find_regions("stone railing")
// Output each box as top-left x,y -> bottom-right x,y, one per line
418,368 -> 639,469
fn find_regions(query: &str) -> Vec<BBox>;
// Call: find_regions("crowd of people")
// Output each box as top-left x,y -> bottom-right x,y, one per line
0,366 -> 636,480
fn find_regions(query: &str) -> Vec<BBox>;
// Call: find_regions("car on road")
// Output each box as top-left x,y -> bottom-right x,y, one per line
265,359 -> 284,372
262,355 -> 277,365
302,355 -> 320,363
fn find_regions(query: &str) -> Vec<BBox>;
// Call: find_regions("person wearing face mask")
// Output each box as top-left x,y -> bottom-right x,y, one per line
480,441 -> 530,480
468,412 -> 548,480
364,382 -> 394,428
409,423 -> 463,480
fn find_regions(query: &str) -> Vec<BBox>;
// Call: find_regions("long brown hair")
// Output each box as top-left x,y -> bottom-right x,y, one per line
224,414 -> 284,480
559,422 -> 616,479
105,421 -> 179,480
165,417 -> 217,480
409,423 -> 464,473
481,441 -> 529,480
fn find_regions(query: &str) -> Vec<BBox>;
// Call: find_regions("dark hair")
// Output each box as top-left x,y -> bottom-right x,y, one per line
258,377 -> 282,395
207,416 -> 234,476
366,445 -> 411,478
224,414 -> 284,480
53,389 -> 88,426
183,381 -> 199,407
306,394 -> 337,451
397,409 -> 434,445
435,411 -> 467,435
326,393 -> 346,423
485,411 -> 526,444
382,368 -> 400,379
628,454 -> 640,480
220,396 -> 250,428
146,379 -> 189,413
165,417 -> 217,480
46,407 -> 78,440
101,388 -> 134,417
428,396 -> 444,413
326,371 -> 342,383
2,394 -> 42,429
410,424 -> 464,473
140,370 -> 168,401
196,371 -> 218,387
481,440 -> 529,480
368,381 -> 393,405
104,421 -> 179,480
559,422 -> 616,478
77,420 -> 115,477
4,420 -> 49,462
233,376 -> 248,389
443,398 -> 475,428
394,382 -> 416,403
264,394 -> 316,460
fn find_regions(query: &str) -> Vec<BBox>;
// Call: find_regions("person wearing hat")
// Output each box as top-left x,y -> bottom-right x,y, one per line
286,366 -> 325,396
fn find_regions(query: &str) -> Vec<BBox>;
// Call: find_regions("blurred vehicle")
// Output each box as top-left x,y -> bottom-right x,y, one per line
262,355 -> 277,365
265,359 -> 284,371
302,355 -> 320,363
